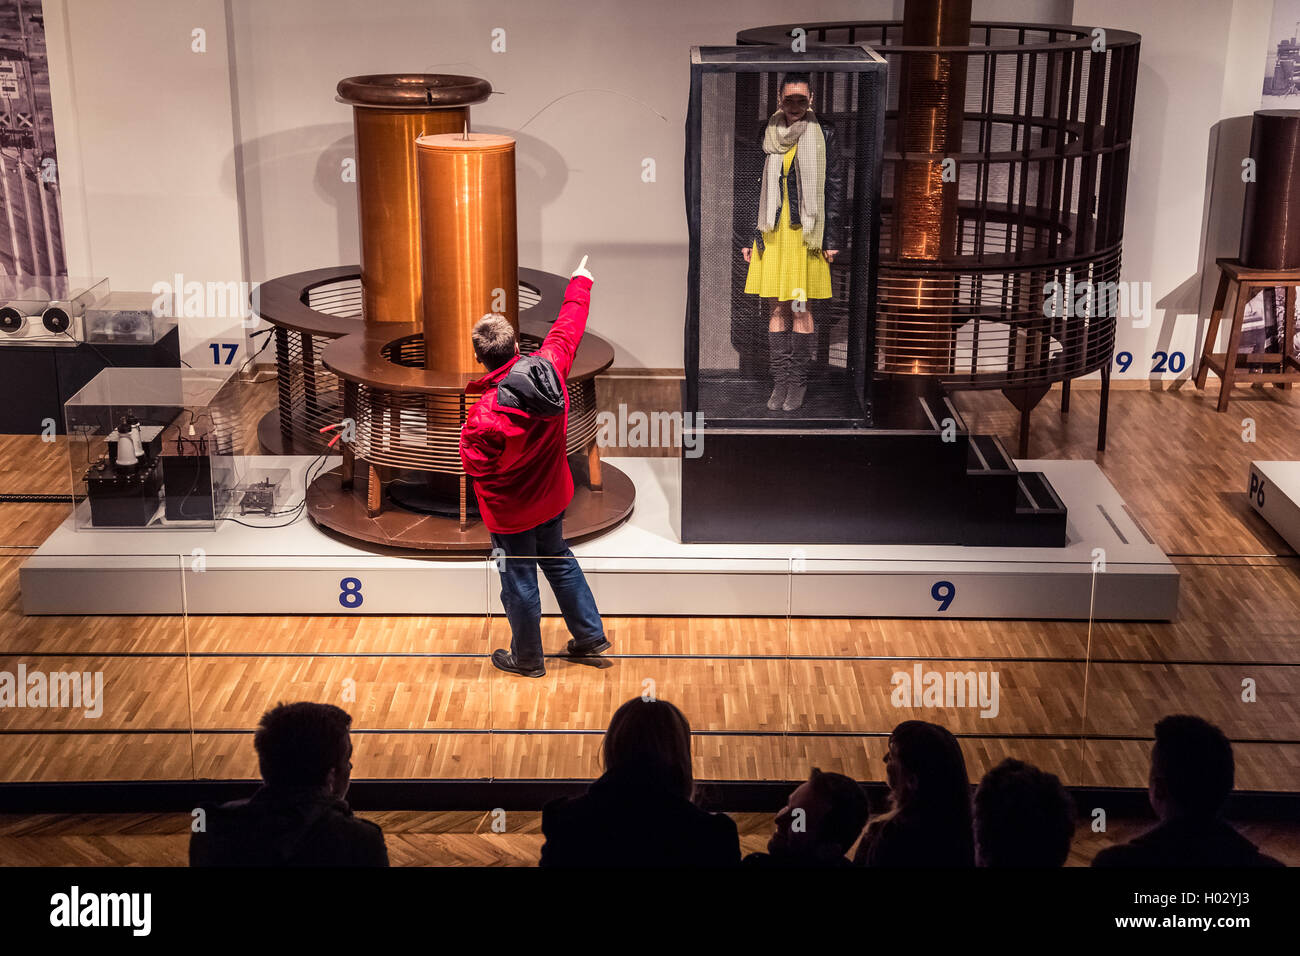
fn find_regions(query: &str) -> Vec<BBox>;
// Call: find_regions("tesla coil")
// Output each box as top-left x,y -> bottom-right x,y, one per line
253,74 -> 634,551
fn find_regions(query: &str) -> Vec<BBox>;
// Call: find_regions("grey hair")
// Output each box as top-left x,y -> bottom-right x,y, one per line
471,313 -> 517,370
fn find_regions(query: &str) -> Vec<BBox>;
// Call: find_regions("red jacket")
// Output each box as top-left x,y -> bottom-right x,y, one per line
459,276 -> 593,534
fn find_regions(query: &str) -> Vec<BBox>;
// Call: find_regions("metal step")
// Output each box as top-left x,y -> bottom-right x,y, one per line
1016,470 -> 1067,516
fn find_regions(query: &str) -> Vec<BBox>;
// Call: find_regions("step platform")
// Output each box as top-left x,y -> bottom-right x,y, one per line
20,456 -> 1178,620
682,379 -> 1066,547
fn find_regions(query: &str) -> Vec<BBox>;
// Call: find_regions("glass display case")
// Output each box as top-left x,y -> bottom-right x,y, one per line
64,367 -> 242,530
84,290 -> 173,345
0,276 -> 110,345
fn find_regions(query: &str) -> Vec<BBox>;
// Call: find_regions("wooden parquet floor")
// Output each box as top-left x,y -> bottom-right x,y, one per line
0,809 -> 1296,868
0,381 -> 1297,794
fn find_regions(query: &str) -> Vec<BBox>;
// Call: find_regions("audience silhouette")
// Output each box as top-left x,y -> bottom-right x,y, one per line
853,720 -> 975,867
181,700 -> 1286,869
189,702 -> 388,867
744,768 -> 869,867
539,697 -> 741,867
1091,715 -> 1283,868
974,758 -> 1074,867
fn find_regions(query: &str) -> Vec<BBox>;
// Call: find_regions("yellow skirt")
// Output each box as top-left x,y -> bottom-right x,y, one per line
743,199 -> 832,302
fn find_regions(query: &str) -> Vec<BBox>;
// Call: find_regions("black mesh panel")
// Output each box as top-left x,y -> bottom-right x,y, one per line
685,45 -> 885,427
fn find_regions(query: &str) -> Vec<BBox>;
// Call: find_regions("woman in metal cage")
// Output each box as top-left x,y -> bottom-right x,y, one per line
739,71 -> 844,412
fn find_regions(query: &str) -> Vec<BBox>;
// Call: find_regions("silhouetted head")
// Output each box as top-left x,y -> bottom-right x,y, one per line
884,720 -> 970,817
602,697 -> 694,800
769,767 -> 869,860
254,701 -> 354,799
1149,715 -> 1234,821
974,758 -> 1075,867
471,313 -> 520,370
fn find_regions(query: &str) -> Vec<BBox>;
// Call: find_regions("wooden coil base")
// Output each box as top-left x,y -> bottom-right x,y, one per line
305,459 -> 636,552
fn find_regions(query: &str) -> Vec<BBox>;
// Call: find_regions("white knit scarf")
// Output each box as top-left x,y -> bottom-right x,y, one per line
757,109 -> 826,250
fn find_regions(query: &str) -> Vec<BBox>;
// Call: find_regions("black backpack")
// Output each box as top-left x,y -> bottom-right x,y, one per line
495,354 -> 565,418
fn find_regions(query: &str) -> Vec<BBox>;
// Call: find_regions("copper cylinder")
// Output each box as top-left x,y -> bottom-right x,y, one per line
337,74 -> 492,325
416,133 -> 519,374
1240,109 -> 1300,270
887,0 -> 971,373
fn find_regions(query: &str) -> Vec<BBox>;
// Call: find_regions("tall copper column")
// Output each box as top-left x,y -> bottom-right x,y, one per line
416,133 -> 519,374
337,74 -> 492,325
888,0 -> 971,373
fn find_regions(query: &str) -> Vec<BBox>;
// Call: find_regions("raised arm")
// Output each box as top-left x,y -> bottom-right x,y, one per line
536,257 -> 594,380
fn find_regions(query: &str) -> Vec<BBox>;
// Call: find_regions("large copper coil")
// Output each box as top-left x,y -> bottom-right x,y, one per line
888,0 -> 971,373
416,132 -> 519,374
337,74 -> 492,325
894,0 -> 970,263
1240,110 -> 1300,270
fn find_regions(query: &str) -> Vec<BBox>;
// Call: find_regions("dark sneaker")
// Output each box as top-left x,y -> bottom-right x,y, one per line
491,649 -> 545,678
566,637 -> 611,657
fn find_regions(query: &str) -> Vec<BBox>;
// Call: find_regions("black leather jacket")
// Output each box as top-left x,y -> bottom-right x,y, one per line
745,119 -> 845,254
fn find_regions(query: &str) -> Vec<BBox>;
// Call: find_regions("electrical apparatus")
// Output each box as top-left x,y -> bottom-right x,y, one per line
0,276 -> 109,345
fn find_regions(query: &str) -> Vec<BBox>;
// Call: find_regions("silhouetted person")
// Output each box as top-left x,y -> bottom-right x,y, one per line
1092,715 -> 1283,868
190,702 -> 387,867
853,720 -> 974,867
744,767 -> 869,867
540,698 -> 740,867
974,758 -> 1074,867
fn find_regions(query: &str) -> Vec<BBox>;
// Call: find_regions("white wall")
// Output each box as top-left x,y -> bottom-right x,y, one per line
1072,0 -> 1274,384
45,0 -> 247,362
52,0 -> 1174,372
226,0 -> 1068,368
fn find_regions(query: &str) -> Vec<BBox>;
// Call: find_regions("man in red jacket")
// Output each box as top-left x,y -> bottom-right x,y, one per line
460,256 -> 610,678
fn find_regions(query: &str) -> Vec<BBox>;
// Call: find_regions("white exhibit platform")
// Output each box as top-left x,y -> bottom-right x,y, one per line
20,456 -> 1179,620
1248,460 -> 1300,555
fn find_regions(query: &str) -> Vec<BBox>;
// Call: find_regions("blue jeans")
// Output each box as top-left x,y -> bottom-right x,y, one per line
490,511 -> 605,670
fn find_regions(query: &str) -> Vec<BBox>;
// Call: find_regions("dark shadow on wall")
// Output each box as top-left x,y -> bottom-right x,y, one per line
220,122 -> 358,282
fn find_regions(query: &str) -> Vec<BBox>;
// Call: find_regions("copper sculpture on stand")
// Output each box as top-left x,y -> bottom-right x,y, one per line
253,74 -> 633,551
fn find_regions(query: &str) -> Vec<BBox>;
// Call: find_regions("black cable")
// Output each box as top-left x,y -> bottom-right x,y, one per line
233,327 -> 275,378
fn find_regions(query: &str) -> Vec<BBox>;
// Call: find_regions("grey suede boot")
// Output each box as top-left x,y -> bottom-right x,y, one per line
783,332 -> 815,411
767,331 -> 792,411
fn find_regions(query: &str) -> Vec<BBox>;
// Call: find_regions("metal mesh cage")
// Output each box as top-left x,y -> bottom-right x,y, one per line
685,46 -> 885,426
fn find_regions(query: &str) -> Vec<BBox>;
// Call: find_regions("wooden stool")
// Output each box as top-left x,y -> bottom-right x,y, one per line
1195,258 -> 1300,411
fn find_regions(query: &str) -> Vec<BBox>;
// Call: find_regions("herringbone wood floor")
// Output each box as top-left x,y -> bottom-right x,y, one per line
0,380 -> 1297,792
0,810 -> 1296,867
